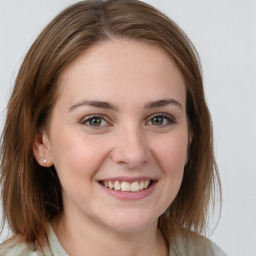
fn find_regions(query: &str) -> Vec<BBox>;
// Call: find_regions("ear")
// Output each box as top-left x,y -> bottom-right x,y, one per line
33,129 -> 53,167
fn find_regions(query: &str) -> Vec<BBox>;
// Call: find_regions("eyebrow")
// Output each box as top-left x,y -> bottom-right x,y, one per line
69,98 -> 182,112
144,99 -> 183,110
69,100 -> 119,112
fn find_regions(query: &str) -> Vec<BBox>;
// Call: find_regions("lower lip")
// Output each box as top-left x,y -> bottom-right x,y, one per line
98,181 -> 157,200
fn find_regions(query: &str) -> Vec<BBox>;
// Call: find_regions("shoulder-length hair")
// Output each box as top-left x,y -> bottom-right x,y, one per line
1,0 -> 221,246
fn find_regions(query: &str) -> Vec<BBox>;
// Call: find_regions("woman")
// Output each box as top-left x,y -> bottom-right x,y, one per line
0,0 -> 226,255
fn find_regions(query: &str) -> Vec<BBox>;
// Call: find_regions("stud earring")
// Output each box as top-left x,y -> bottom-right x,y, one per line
43,158 -> 47,164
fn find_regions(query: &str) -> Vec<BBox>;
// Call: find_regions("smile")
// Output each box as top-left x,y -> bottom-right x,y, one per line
100,180 -> 151,192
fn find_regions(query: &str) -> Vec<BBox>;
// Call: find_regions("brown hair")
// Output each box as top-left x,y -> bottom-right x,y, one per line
0,0 -> 221,246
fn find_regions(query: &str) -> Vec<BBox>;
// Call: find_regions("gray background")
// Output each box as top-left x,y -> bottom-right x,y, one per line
0,1 -> 256,255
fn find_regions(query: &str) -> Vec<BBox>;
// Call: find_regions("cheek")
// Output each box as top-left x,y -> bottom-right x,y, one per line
149,132 -> 188,214
50,132 -> 110,183
49,134 -> 111,206
153,132 -> 188,174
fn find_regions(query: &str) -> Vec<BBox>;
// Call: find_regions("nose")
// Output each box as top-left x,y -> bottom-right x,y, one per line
110,126 -> 150,169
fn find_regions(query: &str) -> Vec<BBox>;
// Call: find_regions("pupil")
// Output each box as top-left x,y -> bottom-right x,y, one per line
153,117 -> 163,125
90,118 -> 101,126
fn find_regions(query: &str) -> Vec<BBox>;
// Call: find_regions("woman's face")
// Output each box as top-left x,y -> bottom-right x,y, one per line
37,39 -> 188,233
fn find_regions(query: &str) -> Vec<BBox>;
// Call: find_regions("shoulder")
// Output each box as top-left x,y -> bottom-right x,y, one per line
0,237 -> 44,256
210,240 -> 227,256
169,231 -> 227,256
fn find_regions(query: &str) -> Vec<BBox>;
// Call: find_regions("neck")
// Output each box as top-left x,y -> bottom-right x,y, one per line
52,213 -> 168,256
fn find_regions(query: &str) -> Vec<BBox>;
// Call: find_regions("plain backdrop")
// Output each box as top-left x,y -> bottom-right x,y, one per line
0,1 -> 256,255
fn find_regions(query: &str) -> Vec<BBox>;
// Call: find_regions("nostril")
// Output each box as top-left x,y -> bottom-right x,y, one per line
110,148 -> 149,169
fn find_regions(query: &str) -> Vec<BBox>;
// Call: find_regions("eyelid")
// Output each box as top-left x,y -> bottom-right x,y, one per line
80,112 -> 176,129
81,114 -> 105,122
80,114 -> 110,127
146,112 -> 176,125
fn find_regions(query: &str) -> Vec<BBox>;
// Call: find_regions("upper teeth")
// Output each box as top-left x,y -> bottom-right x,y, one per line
102,180 -> 150,192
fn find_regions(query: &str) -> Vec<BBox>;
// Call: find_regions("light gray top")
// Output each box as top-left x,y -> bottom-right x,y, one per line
0,226 -> 227,256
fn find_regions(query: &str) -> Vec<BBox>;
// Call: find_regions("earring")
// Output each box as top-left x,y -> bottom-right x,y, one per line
43,158 -> 47,164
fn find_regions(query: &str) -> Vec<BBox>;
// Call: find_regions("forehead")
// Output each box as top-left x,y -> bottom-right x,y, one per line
56,39 -> 186,108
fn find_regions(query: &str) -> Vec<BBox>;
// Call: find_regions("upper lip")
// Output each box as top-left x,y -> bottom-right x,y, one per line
97,176 -> 157,182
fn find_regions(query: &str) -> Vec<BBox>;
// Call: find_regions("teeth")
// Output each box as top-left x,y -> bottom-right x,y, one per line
121,182 -> 130,192
130,181 -> 140,192
144,180 -> 149,188
108,181 -> 114,189
139,180 -> 144,190
114,181 -> 121,191
102,180 -> 151,192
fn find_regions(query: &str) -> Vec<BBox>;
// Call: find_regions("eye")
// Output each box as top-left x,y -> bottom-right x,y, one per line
147,113 -> 175,126
81,115 -> 108,128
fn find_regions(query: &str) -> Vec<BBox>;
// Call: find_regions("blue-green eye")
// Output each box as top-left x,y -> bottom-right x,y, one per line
82,115 -> 108,127
147,114 -> 174,126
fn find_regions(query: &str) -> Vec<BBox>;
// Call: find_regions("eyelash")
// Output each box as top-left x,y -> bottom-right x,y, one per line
80,113 -> 176,129
146,113 -> 176,127
81,114 -> 109,128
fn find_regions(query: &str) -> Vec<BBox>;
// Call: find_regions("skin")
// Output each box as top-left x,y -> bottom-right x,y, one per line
33,39 -> 189,256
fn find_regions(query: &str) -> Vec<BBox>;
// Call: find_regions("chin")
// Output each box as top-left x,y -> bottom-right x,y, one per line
101,211 -> 158,234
